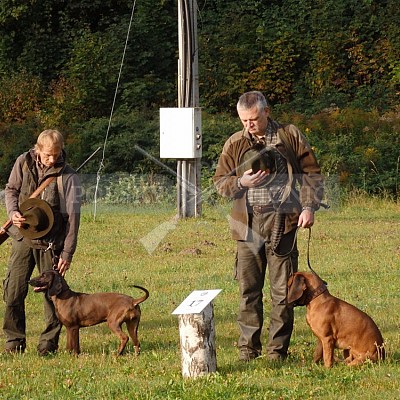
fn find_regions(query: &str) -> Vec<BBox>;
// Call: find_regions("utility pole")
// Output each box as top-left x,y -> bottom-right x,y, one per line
159,0 -> 201,218
176,0 -> 201,218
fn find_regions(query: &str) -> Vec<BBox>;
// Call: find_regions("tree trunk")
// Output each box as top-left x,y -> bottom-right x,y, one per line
178,302 -> 217,378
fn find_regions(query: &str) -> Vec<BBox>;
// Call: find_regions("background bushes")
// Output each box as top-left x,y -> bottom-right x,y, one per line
0,0 -> 399,199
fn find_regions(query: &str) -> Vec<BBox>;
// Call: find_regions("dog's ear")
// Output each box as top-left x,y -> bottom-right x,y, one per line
287,274 -> 307,304
48,271 -> 64,297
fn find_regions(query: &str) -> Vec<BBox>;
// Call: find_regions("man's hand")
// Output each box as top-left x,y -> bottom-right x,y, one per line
12,211 -> 26,228
56,258 -> 71,277
239,169 -> 270,188
298,209 -> 314,228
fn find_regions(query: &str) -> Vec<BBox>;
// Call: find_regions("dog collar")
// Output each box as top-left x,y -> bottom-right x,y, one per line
306,283 -> 328,304
294,283 -> 327,307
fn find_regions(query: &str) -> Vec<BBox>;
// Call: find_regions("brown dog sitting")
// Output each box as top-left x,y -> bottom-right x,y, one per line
287,271 -> 385,367
29,270 -> 149,356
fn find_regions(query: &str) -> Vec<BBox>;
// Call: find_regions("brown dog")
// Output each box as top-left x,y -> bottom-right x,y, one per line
29,270 -> 149,356
287,271 -> 385,367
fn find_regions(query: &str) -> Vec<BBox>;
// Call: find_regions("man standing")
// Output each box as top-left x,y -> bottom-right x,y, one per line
3,129 -> 81,356
213,91 -> 323,361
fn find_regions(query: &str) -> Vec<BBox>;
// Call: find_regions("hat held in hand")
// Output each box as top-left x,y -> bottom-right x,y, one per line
19,198 -> 54,239
237,143 -> 278,185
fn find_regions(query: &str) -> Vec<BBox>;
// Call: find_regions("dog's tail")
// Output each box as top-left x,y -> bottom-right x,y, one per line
132,285 -> 149,305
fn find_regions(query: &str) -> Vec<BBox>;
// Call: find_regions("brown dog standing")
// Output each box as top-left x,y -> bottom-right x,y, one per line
29,270 -> 149,356
287,271 -> 385,367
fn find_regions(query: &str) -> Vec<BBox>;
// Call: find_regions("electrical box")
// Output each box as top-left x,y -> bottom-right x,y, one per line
160,107 -> 202,159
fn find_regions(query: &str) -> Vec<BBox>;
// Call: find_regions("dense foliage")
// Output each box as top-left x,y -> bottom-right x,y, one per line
0,0 -> 399,197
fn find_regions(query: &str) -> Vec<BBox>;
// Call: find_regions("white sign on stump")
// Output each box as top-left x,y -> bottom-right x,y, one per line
172,289 -> 221,378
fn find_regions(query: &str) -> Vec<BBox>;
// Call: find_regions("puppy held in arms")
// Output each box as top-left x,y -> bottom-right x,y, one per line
287,271 -> 385,367
29,270 -> 149,356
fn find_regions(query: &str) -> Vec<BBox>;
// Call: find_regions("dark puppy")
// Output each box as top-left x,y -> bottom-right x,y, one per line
29,270 -> 149,356
287,271 -> 385,367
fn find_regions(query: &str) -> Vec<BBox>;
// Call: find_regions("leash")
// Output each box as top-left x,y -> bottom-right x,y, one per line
272,226 -> 298,258
305,227 -> 318,275
274,226 -> 321,275
305,227 -> 328,285
43,242 -> 59,270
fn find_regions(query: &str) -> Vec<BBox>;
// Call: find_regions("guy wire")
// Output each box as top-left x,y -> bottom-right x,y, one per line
93,0 -> 137,220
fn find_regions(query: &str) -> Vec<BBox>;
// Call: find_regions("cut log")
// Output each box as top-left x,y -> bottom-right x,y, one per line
178,302 -> 217,378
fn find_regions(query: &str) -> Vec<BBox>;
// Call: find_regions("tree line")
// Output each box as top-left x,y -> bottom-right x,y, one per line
0,0 -> 399,197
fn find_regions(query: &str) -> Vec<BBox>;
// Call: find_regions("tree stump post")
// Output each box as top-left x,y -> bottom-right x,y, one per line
178,302 -> 217,378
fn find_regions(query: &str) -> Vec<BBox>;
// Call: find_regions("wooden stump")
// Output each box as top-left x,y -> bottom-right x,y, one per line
178,302 -> 217,378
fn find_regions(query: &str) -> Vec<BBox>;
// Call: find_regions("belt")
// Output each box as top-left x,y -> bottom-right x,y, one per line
252,205 -> 275,213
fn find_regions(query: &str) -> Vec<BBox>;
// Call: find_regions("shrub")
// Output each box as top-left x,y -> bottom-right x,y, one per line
102,173 -> 176,205
0,70 -> 43,122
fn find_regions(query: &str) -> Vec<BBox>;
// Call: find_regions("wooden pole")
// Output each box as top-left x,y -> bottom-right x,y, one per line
177,0 -> 201,218
178,302 -> 217,378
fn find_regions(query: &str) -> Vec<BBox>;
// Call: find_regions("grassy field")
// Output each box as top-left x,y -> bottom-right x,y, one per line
0,196 -> 399,399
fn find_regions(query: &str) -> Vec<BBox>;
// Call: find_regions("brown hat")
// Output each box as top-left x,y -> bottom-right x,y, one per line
19,198 -> 54,239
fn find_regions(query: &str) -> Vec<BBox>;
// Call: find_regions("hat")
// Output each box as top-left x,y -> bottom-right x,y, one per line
19,198 -> 54,239
237,143 -> 278,184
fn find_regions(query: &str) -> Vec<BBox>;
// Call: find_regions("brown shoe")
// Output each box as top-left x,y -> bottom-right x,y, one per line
239,347 -> 260,362
38,346 -> 58,357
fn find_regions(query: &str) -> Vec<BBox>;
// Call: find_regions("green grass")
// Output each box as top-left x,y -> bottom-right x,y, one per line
0,197 -> 399,399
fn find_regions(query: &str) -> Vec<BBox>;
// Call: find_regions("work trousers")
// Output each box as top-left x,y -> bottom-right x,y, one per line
236,211 -> 298,358
3,239 -> 61,352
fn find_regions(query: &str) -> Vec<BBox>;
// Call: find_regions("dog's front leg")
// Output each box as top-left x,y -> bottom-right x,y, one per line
321,338 -> 335,368
313,338 -> 323,363
66,327 -> 81,355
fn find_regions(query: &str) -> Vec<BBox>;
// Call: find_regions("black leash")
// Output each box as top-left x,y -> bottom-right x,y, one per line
305,227 -> 318,275
274,225 -> 328,285
274,226 -> 319,274
272,226 -> 298,258
305,227 -> 328,284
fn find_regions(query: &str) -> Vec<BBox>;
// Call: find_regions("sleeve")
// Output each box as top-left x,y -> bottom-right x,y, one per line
287,125 -> 324,210
213,139 -> 246,199
59,171 -> 82,262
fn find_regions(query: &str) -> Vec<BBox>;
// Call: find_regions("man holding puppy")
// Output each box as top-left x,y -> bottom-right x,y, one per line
214,91 -> 324,362
2,129 -> 81,356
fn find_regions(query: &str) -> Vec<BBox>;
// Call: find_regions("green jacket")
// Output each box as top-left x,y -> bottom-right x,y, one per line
213,121 -> 324,240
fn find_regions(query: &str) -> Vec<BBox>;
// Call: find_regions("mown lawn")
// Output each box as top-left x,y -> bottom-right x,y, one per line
0,196 -> 399,399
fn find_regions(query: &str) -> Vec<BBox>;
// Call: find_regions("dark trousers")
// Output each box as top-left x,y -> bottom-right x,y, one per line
3,239 -> 61,352
236,211 -> 298,358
